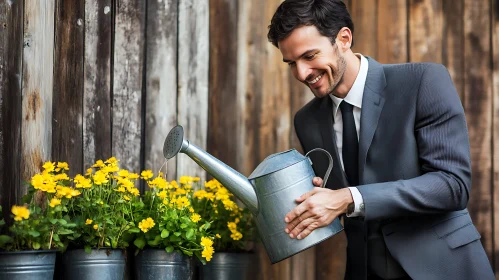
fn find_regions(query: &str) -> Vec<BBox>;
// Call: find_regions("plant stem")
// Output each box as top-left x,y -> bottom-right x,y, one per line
49,226 -> 54,249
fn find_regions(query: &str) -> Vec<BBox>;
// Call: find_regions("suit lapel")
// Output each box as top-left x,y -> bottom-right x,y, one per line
318,97 -> 349,189
359,57 -> 387,183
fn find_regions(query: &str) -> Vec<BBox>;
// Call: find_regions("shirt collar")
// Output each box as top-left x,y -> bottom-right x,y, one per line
330,54 -> 369,117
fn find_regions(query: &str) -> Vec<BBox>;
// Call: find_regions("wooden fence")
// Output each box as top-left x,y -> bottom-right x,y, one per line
1,0 -> 498,279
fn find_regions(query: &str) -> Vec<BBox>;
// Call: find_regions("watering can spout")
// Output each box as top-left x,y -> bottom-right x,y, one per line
163,126 -> 259,214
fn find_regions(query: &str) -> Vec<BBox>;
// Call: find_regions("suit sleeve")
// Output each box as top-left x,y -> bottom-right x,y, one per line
356,64 -> 472,221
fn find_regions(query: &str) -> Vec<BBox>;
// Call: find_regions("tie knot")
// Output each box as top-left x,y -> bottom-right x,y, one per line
339,101 -> 354,113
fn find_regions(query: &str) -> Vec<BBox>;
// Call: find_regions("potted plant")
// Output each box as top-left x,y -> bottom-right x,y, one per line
133,174 -> 215,280
0,161 -> 80,279
192,178 -> 256,280
62,157 -> 141,280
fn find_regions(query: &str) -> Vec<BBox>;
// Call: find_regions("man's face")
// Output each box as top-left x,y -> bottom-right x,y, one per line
278,25 -> 347,98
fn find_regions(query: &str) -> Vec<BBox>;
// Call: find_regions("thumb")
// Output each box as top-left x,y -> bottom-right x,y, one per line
312,177 -> 323,187
296,187 -> 319,203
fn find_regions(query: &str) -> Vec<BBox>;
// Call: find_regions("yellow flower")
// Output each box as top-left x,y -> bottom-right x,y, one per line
124,195 -> 131,201
116,186 -> 126,193
105,157 -> 118,166
175,196 -> 190,209
138,217 -> 155,233
31,174 -> 45,189
43,161 -> 55,173
158,190 -> 167,200
230,231 -> 243,240
216,234 -> 221,239
93,171 -> 109,185
11,205 -> 30,221
189,207 -> 194,213
92,160 -> 105,168
128,173 -> 140,179
85,219 -> 93,225
227,222 -> 237,231
141,170 -> 154,180
49,198 -> 61,208
93,224 -> 99,230
55,162 -> 69,172
118,169 -> 129,178
86,168 -> 93,175
200,237 -> 213,248
190,214 -> 201,223
201,245 -> 214,261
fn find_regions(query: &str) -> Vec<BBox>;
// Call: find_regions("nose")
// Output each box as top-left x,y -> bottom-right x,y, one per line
295,62 -> 312,82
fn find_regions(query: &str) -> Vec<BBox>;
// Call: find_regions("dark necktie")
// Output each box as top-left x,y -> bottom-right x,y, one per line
340,101 -> 359,186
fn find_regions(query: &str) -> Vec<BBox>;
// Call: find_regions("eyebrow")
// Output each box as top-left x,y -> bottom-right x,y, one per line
283,49 -> 319,63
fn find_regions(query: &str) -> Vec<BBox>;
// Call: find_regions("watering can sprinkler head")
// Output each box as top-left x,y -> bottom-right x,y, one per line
163,125 -> 189,159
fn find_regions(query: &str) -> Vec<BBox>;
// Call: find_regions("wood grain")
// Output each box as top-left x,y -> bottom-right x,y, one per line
409,0 -> 443,63
52,0 -> 85,176
176,0 -> 209,180
83,0 -> 112,168
350,0 -> 377,57
442,0 -> 464,102
492,0 -> 499,274
112,0 -> 145,173
0,0 -> 23,221
144,0 -> 178,181
377,0 -> 408,63
463,0 -> 493,265
21,1 -> 55,191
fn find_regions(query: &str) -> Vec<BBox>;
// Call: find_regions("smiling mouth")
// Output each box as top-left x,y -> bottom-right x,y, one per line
307,73 -> 324,85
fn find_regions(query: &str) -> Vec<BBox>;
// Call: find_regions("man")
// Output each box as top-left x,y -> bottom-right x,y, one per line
267,0 -> 494,279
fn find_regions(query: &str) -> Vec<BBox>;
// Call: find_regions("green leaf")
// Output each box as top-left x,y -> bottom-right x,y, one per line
165,246 -> 174,253
128,228 -> 140,233
134,237 -> 146,249
148,235 -> 162,246
58,219 -> 67,225
0,219 -> 5,226
186,228 -> 194,240
58,229 -> 74,235
170,235 -> 180,242
84,245 -> 92,254
174,232 -> 181,236
180,223 -> 188,229
65,223 -> 77,228
49,218 -> 58,225
0,235 -> 12,245
32,242 -> 41,250
52,234 -> 60,242
28,230 -> 40,237
161,229 -> 169,238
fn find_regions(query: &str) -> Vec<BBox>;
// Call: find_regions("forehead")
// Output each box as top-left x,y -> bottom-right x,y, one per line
278,25 -> 333,59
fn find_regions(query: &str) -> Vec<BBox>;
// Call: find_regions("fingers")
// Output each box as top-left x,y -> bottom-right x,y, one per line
295,187 -> 321,203
289,216 -> 316,239
285,211 -> 313,234
296,223 -> 319,240
312,177 -> 323,187
284,202 -> 308,223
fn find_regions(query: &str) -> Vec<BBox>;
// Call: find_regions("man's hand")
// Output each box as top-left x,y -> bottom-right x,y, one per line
284,177 -> 353,240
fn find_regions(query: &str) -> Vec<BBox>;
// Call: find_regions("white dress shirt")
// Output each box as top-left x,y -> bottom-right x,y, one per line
329,54 -> 368,217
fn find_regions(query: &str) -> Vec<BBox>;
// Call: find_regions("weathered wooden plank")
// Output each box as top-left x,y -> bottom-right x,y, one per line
144,0 -> 178,181
377,0 -> 408,63
463,0 -> 493,266
208,0 -> 240,173
409,0 -> 443,63
83,0 -> 112,168
0,0 -> 23,221
350,0 -> 377,56
52,0 -> 85,176
289,77 -> 312,156
492,0 -> 499,274
112,0 -> 145,173
177,0 -> 209,180
21,1 -> 55,190
442,0 -> 464,102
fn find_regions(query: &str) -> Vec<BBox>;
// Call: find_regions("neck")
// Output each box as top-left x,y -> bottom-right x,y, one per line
331,51 -> 361,99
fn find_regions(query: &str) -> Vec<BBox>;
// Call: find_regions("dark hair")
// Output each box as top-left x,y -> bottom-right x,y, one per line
267,0 -> 354,48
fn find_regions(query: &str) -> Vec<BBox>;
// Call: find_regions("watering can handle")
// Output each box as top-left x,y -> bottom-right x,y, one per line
305,148 -> 333,188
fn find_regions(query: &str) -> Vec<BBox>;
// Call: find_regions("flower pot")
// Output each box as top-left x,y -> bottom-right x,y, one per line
0,250 -> 57,280
135,249 -> 193,280
199,252 -> 254,280
62,248 -> 126,280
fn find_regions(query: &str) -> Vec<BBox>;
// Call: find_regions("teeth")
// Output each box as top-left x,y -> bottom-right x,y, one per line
309,74 -> 322,84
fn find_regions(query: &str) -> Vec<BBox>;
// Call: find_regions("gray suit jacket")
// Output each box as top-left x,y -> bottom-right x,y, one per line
294,57 -> 494,280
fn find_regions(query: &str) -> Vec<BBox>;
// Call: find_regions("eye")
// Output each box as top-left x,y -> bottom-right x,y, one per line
305,53 -> 316,60
288,62 -> 296,67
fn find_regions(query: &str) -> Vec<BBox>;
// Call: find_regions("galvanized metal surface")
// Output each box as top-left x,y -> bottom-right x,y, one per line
164,125 -> 343,264
200,252 -> 254,280
0,250 -> 56,280
135,249 -> 193,280
62,248 -> 126,280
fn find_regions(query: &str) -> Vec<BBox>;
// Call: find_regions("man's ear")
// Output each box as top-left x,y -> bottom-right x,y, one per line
336,27 -> 352,50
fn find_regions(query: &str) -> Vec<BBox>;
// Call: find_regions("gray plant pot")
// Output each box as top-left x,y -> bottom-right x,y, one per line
0,250 -> 57,280
135,249 -> 194,280
62,248 -> 126,280
199,252 -> 254,280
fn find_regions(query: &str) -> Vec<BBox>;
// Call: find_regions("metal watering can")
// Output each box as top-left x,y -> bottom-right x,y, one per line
163,125 -> 343,264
